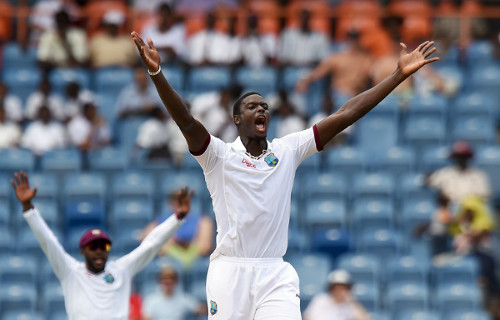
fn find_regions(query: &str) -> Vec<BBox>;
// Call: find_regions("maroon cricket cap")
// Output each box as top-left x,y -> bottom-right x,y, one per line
79,228 -> 112,248
450,141 -> 474,158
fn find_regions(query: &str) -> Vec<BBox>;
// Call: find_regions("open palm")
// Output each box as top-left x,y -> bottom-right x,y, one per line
11,171 -> 37,204
398,41 -> 439,77
131,31 -> 161,72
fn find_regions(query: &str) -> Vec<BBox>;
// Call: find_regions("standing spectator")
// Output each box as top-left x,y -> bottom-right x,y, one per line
304,269 -> 370,320
21,105 -> 66,155
239,15 -> 278,68
116,67 -> 162,119
279,9 -> 330,67
142,266 -> 206,320
0,81 -> 23,123
67,103 -> 111,151
296,29 -> 372,99
0,106 -> 22,149
89,10 -> 138,68
37,9 -> 89,71
25,78 -> 65,121
63,81 -> 95,120
141,3 -> 187,65
425,141 -> 491,205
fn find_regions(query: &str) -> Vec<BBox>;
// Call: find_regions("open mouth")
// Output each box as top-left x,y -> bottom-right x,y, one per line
255,116 -> 266,133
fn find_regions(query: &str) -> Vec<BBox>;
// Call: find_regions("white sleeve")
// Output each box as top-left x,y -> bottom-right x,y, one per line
71,29 -> 89,62
279,126 -> 321,166
23,208 -> 76,280
115,214 -> 184,275
193,134 -> 226,174
37,31 -> 52,62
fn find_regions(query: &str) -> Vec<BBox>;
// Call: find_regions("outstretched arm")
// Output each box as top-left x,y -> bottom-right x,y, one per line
315,41 -> 439,147
295,55 -> 336,92
131,31 -> 210,154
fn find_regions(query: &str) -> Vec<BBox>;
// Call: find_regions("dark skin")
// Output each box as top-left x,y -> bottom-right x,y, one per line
11,171 -> 194,274
131,31 -> 439,157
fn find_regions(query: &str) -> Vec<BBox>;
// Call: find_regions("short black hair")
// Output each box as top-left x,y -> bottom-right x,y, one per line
232,91 -> 262,116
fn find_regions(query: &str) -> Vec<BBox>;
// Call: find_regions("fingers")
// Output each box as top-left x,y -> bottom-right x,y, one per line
14,172 -> 20,186
420,41 -> 435,55
147,37 -> 156,50
33,186 -> 38,198
423,57 -> 440,66
424,47 -> 437,58
21,171 -> 28,185
10,179 -> 16,191
400,42 -> 407,56
416,41 -> 429,52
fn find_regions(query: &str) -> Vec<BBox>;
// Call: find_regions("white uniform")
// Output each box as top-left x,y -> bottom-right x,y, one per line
194,126 -> 322,319
24,208 -> 184,320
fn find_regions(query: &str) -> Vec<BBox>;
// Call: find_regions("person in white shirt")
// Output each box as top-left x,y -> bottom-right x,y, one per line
0,81 -> 23,123
63,81 -> 95,120
239,15 -> 278,68
21,105 -> 66,155
304,270 -> 370,320
10,170 -> 192,320
188,12 -> 229,66
25,78 -> 66,121
132,30 -> 439,319
0,106 -> 22,149
426,140 -> 491,205
67,102 -> 110,151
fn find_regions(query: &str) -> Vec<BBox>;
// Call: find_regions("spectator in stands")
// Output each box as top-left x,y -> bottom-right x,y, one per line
0,106 -> 22,149
63,81 -> 95,120
37,9 -> 89,72
140,191 -> 214,270
272,90 -> 306,138
132,0 -> 174,13
67,102 -> 111,151
238,14 -> 279,68
141,3 -> 187,65
21,105 -> 67,155
11,171 -> 193,320
295,29 -> 372,100
142,266 -> 206,320
116,67 -> 162,119
304,269 -> 370,320
279,9 -> 330,67
0,81 -> 23,123
89,10 -> 138,68
25,78 -> 65,121
425,141 -> 491,205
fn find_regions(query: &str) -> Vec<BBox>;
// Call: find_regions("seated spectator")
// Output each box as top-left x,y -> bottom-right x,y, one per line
239,15 -> 279,68
116,67 -> 162,119
426,141 -> 491,205
132,0 -> 173,13
0,106 -> 22,149
37,9 -> 89,71
141,3 -> 187,65
272,90 -> 306,138
25,78 -> 65,121
63,81 -> 95,120
279,9 -> 330,67
67,103 -> 110,151
304,269 -> 370,320
142,266 -> 206,320
89,10 -> 138,68
140,191 -> 214,270
21,105 -> 66,155
296,29 -> 372,100
0,81 -> 23,123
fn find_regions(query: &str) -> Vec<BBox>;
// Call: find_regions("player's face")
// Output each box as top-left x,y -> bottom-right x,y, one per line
81,240 -> 110,273
235,94 -> 270,139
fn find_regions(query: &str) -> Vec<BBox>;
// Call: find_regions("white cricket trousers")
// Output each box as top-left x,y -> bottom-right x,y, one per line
205,255 -> 302,320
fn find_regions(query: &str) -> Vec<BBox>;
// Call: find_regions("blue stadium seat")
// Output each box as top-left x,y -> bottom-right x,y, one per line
466,41 -> 495,66
434,64 -> 465,93
445,309 -> 492,320
286,226 -> 310,257
0,284 -> 37,315
0,202 -> 9,228
49,68 -> 91,94
357,115 -> 398,158
40,260 -> 60,287
0,255 -> 37,286
352,172 -> 395,202
401,197 -> 435,234
370,312 -> 391,320
63,173 -> 107,204
287,253 -> 332,302
190,257 -> 210,284
190,279 -> 207,303
3,311 -> 44,320
420,145 -> 450,172
398,173 -> 436,202
0,175 -> 11,202
94,67 -> 134,95
64,200 -> 106,233
0,148 -> 35,174
15,199 -> 59,231
40,149 -> 82,176
310,227 -> 350,262
235,66 -> 278,96
302,172 -> 347,200
400,310 -> 440,320
111,231 -> 141,256
305,197 -> 347,228
325,146 -> 366,178
452,92 -> 496,120
41,282 -> 66,319
451,115 -> 496,145
95,93 -> 119,124
388,255 -> 429,284
373,146 -> 416,178
160,65 -> 185,92
352,282 -> 379,312
110,199 -> 154,231
476,146 -> 500,200
28,172 -> 59,201
116,117 -> 147,153
407,94 -> 448,120
0,227 -> 15,255
369,94 -> 400,120
159,171 -> 209,204
51,311 -> 69,320
187,67 -> 231,94
432,256 -> 479,286
2,68 -> 42,102
337,253 -> 381,284
436,283 -> 482,315
88,147 -> 130,176
385,283 -> 429,317
357,228 -> 402,260
352,198 -> 394,232
111,171 -> 154,202
2,42 -> 38,69
404,116 -> 446,152
16,228 -> 45,260
470,65 -> 500,101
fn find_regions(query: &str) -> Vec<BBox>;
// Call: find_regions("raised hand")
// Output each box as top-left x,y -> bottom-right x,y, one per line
131,31 -> 161,73
398,41 -> 440,78
11,171 -> 37,210
174,187 -> 194,219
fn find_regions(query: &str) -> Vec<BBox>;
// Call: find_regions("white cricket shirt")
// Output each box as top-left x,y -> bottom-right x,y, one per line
24,208 -> 184,320
194,126 -> 321,258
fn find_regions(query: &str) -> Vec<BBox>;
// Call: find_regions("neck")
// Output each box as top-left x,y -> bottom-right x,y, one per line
241,136 -> 267,157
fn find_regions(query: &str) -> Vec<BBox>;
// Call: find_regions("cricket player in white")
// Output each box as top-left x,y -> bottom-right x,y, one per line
132,30 -> 439,319
11,171 -> 193,320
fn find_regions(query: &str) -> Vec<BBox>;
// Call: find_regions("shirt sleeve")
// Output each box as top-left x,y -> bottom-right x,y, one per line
193,134 -> 226,174
278,126 -> 321,167
115,214 -> 184,275
23,208 -> 76,280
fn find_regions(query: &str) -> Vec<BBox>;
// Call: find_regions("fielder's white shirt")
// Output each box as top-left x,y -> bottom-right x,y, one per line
24,208 -> 184,320
194,126 -> 321,258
